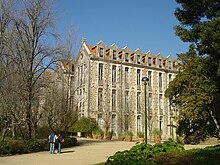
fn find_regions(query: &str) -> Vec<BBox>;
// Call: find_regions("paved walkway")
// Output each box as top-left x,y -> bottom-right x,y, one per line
0,138 -> 218,165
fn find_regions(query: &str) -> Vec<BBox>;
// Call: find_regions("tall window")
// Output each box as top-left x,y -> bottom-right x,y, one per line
80,65 -> 83,85
79,89 -> 82,112
168,74 -> 172,85
112,65 -> 116,85
125,115 -> 129,132
99,47 -> 103,57
112,90 -> 116,111
78,67 -> 80,85
113,50 -> 117,60
125,67 -> 129,88
148,71 -> 152,89
137,116 -> 141,132
125,53 -> 129,62
125,91 -> 129,111
148,93 -> 152,113
159,73 -> 162,92
137,69 -> 141,88
98,63 -> 103,84
159,94 -> 163,114
137,92 -> 141,112
83,64 -> 86,84
159,116 -> 163,133
149,116 -> 153,135
111,114 -> 116,135
98,88 -> 103,110
98,114 -> 103,129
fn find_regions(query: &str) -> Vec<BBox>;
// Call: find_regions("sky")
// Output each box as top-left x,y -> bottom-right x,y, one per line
55,0 -> 190,59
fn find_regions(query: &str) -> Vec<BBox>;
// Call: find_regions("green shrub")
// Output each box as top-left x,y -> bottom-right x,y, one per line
125,131 -> 133,137
92,128 -> 104,135
62,137 -> 77,148
0,137 -> 77,155
105,141 -> 184,164
152,145 -> 220,165
137,132 -> 144,138
70,117 -> 98,135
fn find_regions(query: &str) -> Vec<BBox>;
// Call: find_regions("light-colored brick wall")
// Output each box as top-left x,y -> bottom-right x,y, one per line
74,40 -> 178,141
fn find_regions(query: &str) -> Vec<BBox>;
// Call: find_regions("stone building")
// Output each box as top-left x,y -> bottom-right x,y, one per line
74,38 -> 178,140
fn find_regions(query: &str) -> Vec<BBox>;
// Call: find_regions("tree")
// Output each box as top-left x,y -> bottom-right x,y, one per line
165,0 -> 220,140
11,0 -> 62,139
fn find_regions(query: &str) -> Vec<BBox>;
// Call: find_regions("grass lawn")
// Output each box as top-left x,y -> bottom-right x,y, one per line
151,145 -> 220,165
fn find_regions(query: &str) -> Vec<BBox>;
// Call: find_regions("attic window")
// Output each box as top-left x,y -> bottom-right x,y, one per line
118,51 -> 123,59
153,58 -> 156,65
125,53 -> 129,62
142,55 -> 146,63
148,57 -> 152,66
106,48 -> 110,56
137,55 -> 141,64
131,53 -> 135,61
71,64 -> 74,72
173,61 -> 176,68
113,50 -> 117,60
163,60 -> 166,67
99,48 -> 103,57
168,61 -> 172,69
159,59 -> 162,68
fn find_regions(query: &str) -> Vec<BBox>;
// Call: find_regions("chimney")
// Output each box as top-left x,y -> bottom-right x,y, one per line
82,38 -> 86,44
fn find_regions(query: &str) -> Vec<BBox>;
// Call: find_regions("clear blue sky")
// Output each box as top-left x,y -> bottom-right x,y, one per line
55,0 -> 189,59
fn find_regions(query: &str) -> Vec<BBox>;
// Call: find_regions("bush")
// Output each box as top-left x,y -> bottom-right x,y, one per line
70,117 -> 98,135
137,132 -> 144,138
125,131 -> 133,137
62,137 -> 77,148
153,145 -> 220,165
0,137 -> 77,155
105,141 -> 184,164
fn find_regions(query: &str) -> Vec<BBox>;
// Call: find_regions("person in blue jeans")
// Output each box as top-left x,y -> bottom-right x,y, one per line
57,134 -> 64,154
49,133 -> 57,154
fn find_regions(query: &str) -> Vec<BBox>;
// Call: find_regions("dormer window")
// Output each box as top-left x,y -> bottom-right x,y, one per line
158,59 -> 162,68
99,48 -> 103,57
125,53 -> 129,62
148,57 -> 152,66
163,60 -> 166,67
168,61 -> 172,69
153,58 -> 156,65
137,55 -> 141,64
131,53 -> 135,61
173,61 -> 176,68
142,55 -> 146,63
113,50 -> 117,60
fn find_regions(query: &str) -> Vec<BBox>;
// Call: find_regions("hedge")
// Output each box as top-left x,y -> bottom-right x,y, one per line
0,137 -> 77,155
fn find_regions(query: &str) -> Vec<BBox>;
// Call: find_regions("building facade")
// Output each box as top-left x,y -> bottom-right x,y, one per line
74,38 -> 178,140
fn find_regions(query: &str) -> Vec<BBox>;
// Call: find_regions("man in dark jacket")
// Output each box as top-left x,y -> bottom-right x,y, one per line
48,133 -> 57,154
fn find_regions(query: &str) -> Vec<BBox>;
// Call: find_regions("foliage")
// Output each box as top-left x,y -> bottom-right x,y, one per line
152,145 -> 220,165
137,132 -> 144,138
125,131 -> 133,137
153,128 -> 163,137
70,117 -> 98,134
105,131 -> 113,136
165,0 -> 220,142
177,117 -> 217,144
105,141 -> 184,164
0,137 -> 77,155
92,128 -> 104,136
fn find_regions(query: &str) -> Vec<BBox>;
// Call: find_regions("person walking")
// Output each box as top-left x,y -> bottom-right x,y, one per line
57,134 -> 64,154
49,132 -> 57,154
